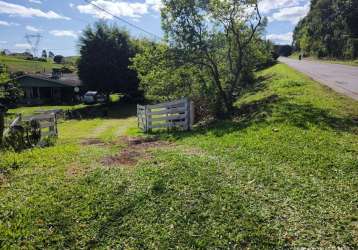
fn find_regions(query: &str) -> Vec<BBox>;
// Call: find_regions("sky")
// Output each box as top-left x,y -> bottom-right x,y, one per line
0,0 -> 310,56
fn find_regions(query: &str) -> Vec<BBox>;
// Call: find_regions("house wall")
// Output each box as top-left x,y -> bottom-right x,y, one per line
18,77 -> 78,105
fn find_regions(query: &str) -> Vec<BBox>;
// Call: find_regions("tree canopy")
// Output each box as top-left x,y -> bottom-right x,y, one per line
133,0 -> 273,116
53,55 -> 64,64
77,22 -> 139,97
293,0 -> 358,59
41,50 -> 47,59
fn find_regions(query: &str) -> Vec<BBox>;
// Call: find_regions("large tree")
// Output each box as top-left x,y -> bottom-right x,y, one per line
160,0 -> 266,112
293,0 -> 358,59
41,50 -> 47,59
78,22 -> 139,96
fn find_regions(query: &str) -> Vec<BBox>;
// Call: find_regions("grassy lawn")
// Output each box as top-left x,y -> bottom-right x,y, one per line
0,55 -> 70,73
7,95 -> 120,115
290,52 -> 358,67
8,104 -> 88,115
0,63 -> 357,248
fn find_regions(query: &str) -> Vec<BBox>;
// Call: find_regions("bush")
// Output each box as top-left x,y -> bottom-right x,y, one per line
30,57 -> 47,62
54,55 -> 65,64
1,84 -> 23,107
2,119 -> 55,152
132,38 -> 275,120
60,66 -> 74,74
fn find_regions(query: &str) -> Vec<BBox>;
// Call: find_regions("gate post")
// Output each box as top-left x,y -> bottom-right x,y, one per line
144,106 -> 148,133
189,101 -> 194,130
49,113 -> 57,137
0,104 -> 6,145
147,106 -> 152,133
184,99 -> 189,131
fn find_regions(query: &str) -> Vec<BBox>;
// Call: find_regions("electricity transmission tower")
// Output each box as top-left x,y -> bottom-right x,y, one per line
25,34 -> 42,57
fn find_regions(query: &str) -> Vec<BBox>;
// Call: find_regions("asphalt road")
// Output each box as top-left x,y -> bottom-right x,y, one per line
279,57 -> 358,101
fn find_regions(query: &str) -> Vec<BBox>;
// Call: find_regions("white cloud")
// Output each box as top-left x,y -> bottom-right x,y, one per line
145,0 -> 163,12
0,41 -> 7,44
15,43 -> 31,49
267,32 -> 293,45
28,0 -> 42,4
259,0 -> 302,14
0,20 -> 10,26
49,30 -> 78,38
0,1 -> 70,20
77,0 -> 148,19
269,3 -> 309,24
69,3 -> 75,8
0,20 -> 19,26
77,0 -> 162,19
26,25 -> 41,32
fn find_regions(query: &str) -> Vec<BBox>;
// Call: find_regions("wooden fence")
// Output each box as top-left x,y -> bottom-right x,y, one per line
137,98 -> 194,132
33,109 -> 64,120
10,112 -> 58,139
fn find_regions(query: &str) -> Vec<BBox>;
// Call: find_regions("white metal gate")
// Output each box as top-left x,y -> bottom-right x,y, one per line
137,98 -> 194,132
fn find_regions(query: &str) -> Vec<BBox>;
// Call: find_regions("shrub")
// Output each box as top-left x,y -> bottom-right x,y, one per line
54,55 -> 65,64
2,119 -> 55,152
60,66 -> 74,74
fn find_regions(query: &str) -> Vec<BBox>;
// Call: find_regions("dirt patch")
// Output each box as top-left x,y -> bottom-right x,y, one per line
101,150 -> 143,166
66,163 -> 90,177
81,138 -> 107,146
121,136 -> 160,146
0,173 -> 8,188
101,136 -> 172,167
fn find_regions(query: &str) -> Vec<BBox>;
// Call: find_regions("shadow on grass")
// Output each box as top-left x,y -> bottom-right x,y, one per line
64,102 -> 137,120
275,102 -> 356,131
162,95 -> 357,140
243,74 -> 273,94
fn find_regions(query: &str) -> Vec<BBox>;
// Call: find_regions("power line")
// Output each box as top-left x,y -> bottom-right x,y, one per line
4,48 -> 76,52
25,33 -> 42,57
83,0 -> 162,41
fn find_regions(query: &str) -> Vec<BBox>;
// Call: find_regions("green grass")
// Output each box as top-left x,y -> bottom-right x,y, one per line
64,56 -> 80,66
7,104 -> 88,115
7,95 -> 122,116
290,52 -> 358,66
0,64 -> 357,248
0,55 -> 63,73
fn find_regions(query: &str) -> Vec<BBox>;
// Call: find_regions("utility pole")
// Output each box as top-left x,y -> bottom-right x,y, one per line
25,33 -> 42,57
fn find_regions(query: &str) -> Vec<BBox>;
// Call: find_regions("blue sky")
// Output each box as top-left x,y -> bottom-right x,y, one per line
0,0 -> 310,56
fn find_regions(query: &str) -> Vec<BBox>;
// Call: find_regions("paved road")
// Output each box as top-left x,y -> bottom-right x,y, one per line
279,57 -> 358,100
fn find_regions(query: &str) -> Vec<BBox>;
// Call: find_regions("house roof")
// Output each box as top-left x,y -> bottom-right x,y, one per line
14,74 -> 83,88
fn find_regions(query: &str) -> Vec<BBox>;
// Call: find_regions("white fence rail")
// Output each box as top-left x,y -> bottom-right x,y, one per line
137,98 -> 194,132
11,112 -> 58,138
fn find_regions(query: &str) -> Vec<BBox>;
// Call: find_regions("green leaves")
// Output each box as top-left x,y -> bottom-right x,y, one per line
135,0 -> 273,116
77,22 -> 140,97
293,0 -> 358,59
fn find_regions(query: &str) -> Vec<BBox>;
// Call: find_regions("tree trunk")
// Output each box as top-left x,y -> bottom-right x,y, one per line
208,63 -> 233,114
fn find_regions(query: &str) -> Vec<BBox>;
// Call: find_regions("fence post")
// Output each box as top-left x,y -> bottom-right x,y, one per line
0,106 -> 5,145
144,106 -> 148,133
189,101 -> 194,130
147,106 -> 152,132
137,105 -> 140,129
53,113 -> 58,137
48,113 -> 54,136
184,98 -> 189,131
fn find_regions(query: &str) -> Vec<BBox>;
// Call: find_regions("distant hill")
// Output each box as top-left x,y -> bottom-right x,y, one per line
65,56 -> 80,66
0,55 -> 78,74
293,0 -> 358,59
